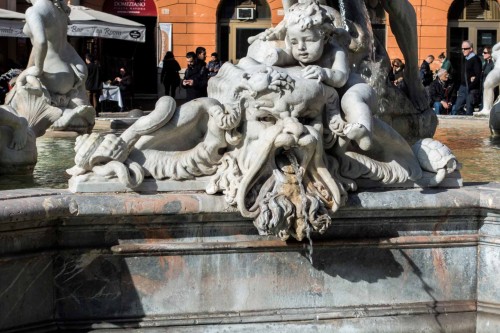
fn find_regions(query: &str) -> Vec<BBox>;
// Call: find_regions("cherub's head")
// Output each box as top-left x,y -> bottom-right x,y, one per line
285,0 -> 335,64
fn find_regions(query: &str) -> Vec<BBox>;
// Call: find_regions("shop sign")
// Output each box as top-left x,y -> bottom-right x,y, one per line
68,23 -> 146,42
103,0 -> 157,17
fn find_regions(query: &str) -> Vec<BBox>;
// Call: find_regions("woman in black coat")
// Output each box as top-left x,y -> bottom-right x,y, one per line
160,51 -> 181,98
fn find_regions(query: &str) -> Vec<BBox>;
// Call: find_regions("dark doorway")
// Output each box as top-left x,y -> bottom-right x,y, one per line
100,16 -> 157,95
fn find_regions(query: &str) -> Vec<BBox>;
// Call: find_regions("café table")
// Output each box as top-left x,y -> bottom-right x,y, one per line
99,83 -> 123,111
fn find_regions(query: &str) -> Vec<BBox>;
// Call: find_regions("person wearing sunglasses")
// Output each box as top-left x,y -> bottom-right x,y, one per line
451,40 -> 482,115
475,43 -> 500,116
389,58 -> 405,88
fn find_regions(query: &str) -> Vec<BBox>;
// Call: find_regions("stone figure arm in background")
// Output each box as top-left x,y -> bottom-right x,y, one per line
379,0 -> 428,111
475,42 -> 500,116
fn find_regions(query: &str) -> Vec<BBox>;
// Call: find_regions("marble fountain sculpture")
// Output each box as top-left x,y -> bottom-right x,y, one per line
67,0 -> 460,242
0,0 -> 95,174
1,1 -> 499,332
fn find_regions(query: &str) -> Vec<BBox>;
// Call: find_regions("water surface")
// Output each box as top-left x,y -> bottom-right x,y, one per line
433,117 -> 499,183
0,117 -> 497,190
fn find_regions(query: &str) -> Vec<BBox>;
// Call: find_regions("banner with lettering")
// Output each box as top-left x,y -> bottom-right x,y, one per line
103,0 -> 157,17
67,23 -> 145,42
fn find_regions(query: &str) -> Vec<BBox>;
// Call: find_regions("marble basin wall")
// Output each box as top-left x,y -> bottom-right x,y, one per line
0,185 -> 498,332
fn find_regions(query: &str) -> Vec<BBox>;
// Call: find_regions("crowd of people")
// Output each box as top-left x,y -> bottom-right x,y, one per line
160,47 -> 222,102
390,39 -> 499,116
3,38 -> 498,115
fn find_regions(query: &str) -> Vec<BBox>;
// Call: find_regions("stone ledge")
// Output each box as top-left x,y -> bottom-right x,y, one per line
0,184 -> 498,333
0,184 -> 498,224
54,301 -> 476,332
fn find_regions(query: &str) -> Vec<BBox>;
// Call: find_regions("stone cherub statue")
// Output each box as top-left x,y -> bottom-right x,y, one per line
68,0 -> 460,241
250,0 -> 435,142
0,0 -> 95,174
248,0 -> 375,152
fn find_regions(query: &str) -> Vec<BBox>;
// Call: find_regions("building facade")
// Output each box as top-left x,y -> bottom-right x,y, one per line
1,0 -> 499,95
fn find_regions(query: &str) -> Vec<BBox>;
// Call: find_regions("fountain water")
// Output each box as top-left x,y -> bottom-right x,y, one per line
338,0 -> 348,31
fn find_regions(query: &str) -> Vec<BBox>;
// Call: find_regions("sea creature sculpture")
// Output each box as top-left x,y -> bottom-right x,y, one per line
67,0 -> 460,241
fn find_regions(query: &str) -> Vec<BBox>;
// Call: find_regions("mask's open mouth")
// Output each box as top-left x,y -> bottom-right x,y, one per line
239,142 -> 332,241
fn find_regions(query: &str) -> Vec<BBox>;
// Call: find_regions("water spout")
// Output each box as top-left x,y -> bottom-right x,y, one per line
285,151 -> 314,264
338,0 -> 349,31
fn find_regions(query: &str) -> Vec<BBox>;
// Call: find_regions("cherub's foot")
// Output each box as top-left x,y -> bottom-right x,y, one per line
9,117 -> 29,151
473,109 -> 490,117
343,123 -> 372,151
328,115 -> 346,136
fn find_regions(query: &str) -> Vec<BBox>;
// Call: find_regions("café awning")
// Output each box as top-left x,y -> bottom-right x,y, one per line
0,6 -> 145,42
68,5 -> 146,43
0,8 -> 25,38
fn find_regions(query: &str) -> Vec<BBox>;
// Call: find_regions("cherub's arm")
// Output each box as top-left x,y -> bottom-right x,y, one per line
302,42 -> 350,88
324,44 -> 349,88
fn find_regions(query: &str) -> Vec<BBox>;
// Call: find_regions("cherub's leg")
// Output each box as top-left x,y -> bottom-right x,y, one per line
340,83 -> 374,151
381,0 -> 429,111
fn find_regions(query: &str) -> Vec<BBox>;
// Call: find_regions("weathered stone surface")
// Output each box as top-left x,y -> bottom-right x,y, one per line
0,184 -> 498,332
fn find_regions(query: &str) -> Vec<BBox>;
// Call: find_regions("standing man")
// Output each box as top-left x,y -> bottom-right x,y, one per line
419,55 -> 434,87
451,40 -> 482,115
182,51 -> 205,101
113,67 -> 133,111
196,47 -> 207,67
85,54 -> 101,114
195,47 -> 208,97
